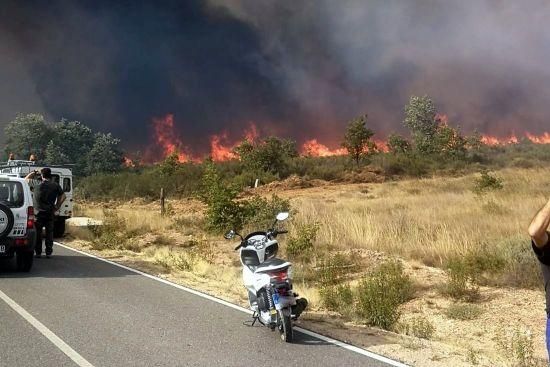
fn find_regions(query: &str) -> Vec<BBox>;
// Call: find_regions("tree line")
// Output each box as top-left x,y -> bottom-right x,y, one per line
2,113 -> 124,175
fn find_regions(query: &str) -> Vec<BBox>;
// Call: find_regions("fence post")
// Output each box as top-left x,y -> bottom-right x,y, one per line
160,188 -> 165,216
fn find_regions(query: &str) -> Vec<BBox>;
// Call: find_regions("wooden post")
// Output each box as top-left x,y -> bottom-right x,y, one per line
160,188 -> 165,216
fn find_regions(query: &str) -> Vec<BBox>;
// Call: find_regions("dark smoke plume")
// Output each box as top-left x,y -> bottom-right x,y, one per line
0,0 -> 549,153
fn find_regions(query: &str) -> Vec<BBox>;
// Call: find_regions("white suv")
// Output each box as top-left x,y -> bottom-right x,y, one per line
0,175 -> 36,271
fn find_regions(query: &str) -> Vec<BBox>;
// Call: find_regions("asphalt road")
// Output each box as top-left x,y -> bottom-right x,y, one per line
0,244 -> 405,367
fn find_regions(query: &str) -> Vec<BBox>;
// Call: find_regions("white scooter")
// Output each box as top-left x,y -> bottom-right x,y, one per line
224,212 -> 307,342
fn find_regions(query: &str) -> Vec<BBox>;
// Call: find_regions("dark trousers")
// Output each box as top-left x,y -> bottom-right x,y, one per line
35,213 -> 54,255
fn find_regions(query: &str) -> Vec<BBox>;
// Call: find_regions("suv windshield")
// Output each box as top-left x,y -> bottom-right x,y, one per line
0,180 -> 24,208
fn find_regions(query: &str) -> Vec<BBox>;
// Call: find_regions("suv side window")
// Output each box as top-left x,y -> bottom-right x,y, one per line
63,178 -> 71,192
0,181 -> 24,208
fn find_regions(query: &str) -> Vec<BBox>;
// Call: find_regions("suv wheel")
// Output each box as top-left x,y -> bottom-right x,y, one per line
16,250 -> 33,272
0,203 -> 14,239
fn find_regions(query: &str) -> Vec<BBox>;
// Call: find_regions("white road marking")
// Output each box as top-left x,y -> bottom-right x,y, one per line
55,242 -> 409,367
0,289 -> 95,367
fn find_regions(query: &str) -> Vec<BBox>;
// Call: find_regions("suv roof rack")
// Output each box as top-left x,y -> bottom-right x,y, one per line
0,161 -> 75,170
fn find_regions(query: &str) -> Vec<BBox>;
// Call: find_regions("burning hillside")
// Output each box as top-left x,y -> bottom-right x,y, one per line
140,114 -> 550,164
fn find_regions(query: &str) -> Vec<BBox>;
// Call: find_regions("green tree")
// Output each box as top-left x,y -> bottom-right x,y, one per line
234,136 -> 297,176
387,133 -> 411,154
85,133 -> 123,174
403,96 -> 439,154
466,130 -> 483,151
200,159 -> 243,231
45,119 -> 95,173
44,140 -> 70,164
435,124 -> 467,159
4,113 -> 53,160
342,115 -> 374,164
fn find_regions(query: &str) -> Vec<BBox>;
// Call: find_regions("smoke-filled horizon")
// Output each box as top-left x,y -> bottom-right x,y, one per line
0,0 -> 549,154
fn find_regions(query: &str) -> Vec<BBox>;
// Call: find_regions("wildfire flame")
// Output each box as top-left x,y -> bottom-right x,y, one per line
302,139 -> 347,157
123,156 -> 135,167
141,114 -> 550,164
480,132 -> 550,146
210,133 -> 238,161
152,114 -> 190,162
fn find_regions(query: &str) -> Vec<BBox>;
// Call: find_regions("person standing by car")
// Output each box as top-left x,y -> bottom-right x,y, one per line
25,167 -> 65,258
528,197 -> 550,359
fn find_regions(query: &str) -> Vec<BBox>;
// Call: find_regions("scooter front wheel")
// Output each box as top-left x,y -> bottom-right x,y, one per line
278,309 -> 293,343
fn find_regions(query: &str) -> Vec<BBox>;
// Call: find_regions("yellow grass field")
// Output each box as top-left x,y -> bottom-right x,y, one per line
69,167 -> 550,367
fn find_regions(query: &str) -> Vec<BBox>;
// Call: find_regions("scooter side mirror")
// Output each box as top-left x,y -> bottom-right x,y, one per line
276,212 -> 289,221
224,230 -> 236,240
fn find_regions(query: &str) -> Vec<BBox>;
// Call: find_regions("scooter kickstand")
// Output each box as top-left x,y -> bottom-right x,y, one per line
251,311 -> 259,326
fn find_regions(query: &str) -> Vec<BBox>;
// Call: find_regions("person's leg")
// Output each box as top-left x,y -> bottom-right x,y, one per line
34,219 -> 43,256
44,218 -> 54,256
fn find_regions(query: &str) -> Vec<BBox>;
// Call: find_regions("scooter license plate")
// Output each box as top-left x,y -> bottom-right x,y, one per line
0,245 -> 5,254
273,293 -> 280,305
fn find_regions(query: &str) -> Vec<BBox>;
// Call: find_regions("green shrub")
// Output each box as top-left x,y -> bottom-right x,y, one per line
444,257 -> 480,301
401,316 -> 435,339
286,222 -> 319,258
199,159 -> 246,232
242,195 -> 291,230
89,210 -> 128,250
499,237 -> 542,289
154,249 -> 196,271
356,260 -> 413,330
445,304 -> 483,321
497,328 -> 544,367
319,283 -> 354,317
315,253 -> 355,285
473,171 -> 503,195
444,246 -> 506,299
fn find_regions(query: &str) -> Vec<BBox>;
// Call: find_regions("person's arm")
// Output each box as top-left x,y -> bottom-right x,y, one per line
55,184 -> 66,212
24,170 -> 39,182
528,198 -> 550,248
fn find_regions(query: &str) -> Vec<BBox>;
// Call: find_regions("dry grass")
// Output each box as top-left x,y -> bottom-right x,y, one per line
67,167 -> 550,366
290,168 -> 549,267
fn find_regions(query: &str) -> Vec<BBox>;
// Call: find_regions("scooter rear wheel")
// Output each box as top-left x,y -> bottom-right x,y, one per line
278,310 -> 293,343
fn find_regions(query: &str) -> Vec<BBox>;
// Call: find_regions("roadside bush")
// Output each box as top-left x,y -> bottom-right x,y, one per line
319,283 -> 354,317
315,253 -> 355,285
445,304 -> 483,321
356,260 -> 413,330
89,210 -> 128,250
473,171 -> 503,195
401,316 -> 435,339
286,222 -> 319,259
444,247 -> 506,299
242,195 -> 291,230
499,237 -> 542,289
497,328 -> 544,367
444,257 -> 480,301
152,247 -> 196,271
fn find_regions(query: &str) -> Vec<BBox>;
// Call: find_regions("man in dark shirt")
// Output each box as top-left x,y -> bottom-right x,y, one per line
529,198 -> 550,359
25,167 -> 66,258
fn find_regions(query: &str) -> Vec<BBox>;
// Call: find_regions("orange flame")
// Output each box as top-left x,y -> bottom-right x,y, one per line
526,132 -> 550,144
210,133 -> 238,161
123,156 -> 135,167
478,133 -> 550,146
152,114 -> 189,162
301,139 -> 347,157
244,123 -> 260,142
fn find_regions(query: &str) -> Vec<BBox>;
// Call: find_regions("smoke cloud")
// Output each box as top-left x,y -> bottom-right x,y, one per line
0,0 -> 549,153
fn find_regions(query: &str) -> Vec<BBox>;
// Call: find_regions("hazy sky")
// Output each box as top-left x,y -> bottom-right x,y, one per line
1,0 -> 549,152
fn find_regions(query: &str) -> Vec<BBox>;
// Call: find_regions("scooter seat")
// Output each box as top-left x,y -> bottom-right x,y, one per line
254,258 -> 291,273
